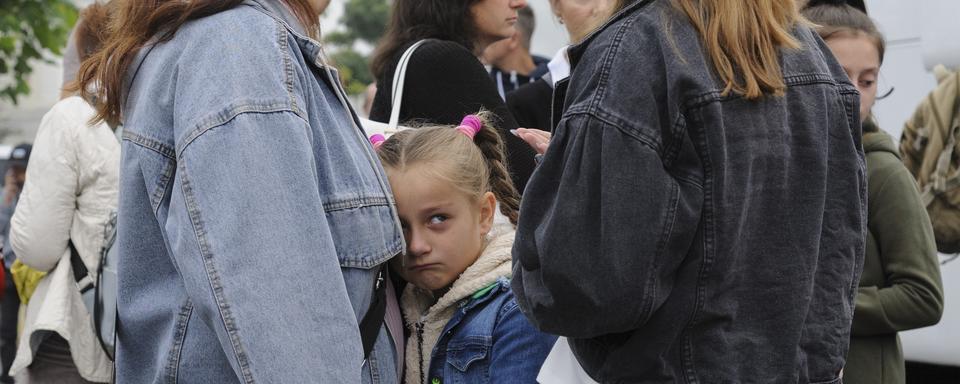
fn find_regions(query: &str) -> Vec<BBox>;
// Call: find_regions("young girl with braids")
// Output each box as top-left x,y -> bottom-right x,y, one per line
371,113 -> 556,384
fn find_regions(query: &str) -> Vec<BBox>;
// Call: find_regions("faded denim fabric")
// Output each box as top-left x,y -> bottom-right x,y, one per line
116,1 -> 404,383
425,279 -> 556,384
512,0 -> 866,383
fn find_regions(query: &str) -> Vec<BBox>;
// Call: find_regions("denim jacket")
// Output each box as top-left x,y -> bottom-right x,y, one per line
116,1 -> 404,382
512,0 -> 866,383
403,227 -> 555,384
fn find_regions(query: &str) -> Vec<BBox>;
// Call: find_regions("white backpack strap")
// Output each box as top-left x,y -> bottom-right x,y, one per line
388,39 -> 430,131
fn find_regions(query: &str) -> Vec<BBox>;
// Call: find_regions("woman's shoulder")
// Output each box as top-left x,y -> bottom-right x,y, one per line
406,39 -> 483,73
38,97 -> 105,141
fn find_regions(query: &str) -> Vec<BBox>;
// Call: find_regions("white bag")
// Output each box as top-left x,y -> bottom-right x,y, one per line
537,337 -> 599,384
359,39 -> 430,138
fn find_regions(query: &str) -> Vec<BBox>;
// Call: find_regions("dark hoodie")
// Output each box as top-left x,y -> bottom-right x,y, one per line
845,130 -> 944,384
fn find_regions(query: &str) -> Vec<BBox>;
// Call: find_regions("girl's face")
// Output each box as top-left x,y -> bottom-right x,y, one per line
471,0 -> 528,51
550,0 -> 617,42
389,165 -> 496,296
826,34 -> 880,121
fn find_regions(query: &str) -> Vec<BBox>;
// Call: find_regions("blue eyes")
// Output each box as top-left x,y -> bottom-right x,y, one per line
429,215 -> 448,225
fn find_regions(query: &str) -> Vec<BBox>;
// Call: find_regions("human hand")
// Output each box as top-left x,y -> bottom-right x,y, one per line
511,128 -> 551,155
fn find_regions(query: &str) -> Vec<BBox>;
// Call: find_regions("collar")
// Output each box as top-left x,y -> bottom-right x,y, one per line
547,46 -> 571,87
243,0 -> 326,67
566,0 -> 656,70
246,0 -> 308,36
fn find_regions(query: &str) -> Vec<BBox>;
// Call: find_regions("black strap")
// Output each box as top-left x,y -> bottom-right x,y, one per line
68,241 -> 93,294
359,266 -> 387,360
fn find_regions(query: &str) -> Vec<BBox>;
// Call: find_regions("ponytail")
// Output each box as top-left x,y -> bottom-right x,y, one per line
472,113 -> 521,225
375,111 -> 521,225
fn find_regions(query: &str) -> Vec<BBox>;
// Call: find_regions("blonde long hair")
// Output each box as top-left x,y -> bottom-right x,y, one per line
673,0 -> 803,100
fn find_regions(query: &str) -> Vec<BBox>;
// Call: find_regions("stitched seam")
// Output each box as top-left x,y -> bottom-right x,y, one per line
152,160 -> 176,215
674,174 -> 704,190
276,20 -> 301,117
498,299 -> 519,320
643,177 -> 681,329
323,196 -> 391,212
178,160 -> 255,383
588,15 -> 636,117
176,105 -> 304,159
683,74 -> 848,111
368,337 -> 380,384
564,111 -> 662,156
123,130 -> 176,160
662,114 -> 687,169
165,300 -> 193,384
680,113 -> 716,384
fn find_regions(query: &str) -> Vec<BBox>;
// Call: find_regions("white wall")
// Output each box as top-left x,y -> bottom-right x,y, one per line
529,0 -> 570,59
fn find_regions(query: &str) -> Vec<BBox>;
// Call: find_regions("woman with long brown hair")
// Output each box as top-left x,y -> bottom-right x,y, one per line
72,0 -> 405,382
368,0 -> 538,192
512,0 -> 866,382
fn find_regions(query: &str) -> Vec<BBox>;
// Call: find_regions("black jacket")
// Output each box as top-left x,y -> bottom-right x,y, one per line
369,40 -> 536,192
506,78 -> 554,132
511,0 -> 866,382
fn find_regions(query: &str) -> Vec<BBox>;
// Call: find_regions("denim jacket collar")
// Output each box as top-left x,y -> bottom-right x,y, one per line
567,0 -> 655,69
244,0 -> 326,68
246,0 -> 305,34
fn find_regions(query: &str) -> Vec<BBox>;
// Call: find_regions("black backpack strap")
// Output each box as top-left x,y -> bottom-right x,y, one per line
359,265 -> 387,361
68,241 -> 94,295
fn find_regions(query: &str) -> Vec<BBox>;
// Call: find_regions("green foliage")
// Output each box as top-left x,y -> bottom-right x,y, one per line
341,0 -> 390,43
325,0 -> 388,95
330,49 -> 373,95
0,0 -> 79,104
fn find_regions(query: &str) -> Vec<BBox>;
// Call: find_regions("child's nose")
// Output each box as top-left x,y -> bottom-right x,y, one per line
406,228 -> 431,256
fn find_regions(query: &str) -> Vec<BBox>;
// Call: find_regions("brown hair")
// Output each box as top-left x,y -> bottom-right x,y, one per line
673,0 -> 803,100
370,0 -> 481,79
802,0 -> 885,64
73,2 -> 113,64
69,0 -> 319,127
376,112 -> 521,225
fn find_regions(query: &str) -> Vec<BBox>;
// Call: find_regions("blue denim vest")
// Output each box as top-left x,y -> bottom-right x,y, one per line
423,278 -> 556,384
115,1 -> 404,382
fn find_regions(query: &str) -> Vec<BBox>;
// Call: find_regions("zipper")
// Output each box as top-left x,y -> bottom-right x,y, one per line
416,322 -> 425,384
316,50 -> 407,256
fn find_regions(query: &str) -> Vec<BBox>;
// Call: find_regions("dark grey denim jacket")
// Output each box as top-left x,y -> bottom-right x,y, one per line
512,0 -> 866,383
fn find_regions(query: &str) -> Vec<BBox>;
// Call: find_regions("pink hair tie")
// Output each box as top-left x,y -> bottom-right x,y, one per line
456,115 -> 483,140
369,134 -> 386,150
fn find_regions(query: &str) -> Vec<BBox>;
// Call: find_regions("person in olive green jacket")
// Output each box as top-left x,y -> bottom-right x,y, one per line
804,2 -> 944,384
853,124 -> 945,384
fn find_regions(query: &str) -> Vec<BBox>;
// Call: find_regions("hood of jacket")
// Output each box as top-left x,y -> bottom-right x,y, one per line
863,130 -> 900,159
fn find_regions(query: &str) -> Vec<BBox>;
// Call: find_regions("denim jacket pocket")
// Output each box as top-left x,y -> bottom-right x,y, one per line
325,197 -> 404,269
446,336 -> 492,372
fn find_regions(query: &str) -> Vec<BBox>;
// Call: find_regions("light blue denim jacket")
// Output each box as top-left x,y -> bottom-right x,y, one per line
116,1 -> 404,382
